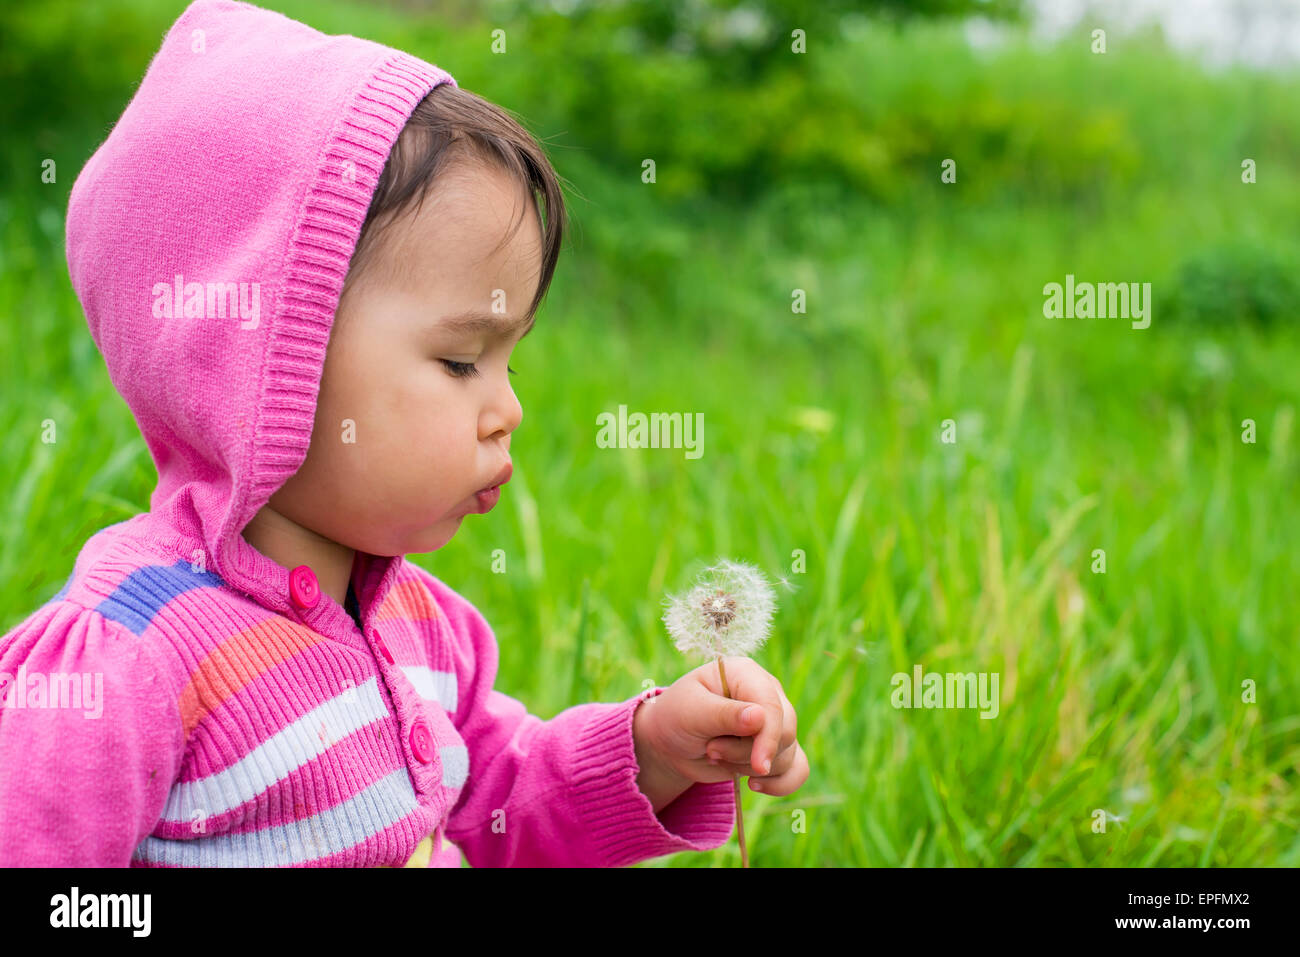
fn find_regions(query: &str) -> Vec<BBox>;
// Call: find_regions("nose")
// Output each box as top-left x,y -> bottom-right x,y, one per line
482,374 -> 523,440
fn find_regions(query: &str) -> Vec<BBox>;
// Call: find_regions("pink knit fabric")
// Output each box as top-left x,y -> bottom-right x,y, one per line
0,0 -> 735,866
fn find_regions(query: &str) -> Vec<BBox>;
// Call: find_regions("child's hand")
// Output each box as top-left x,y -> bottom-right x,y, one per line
635,657 -> 808,797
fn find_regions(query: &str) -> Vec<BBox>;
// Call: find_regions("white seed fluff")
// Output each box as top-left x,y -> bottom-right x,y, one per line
661,559 -> 777,659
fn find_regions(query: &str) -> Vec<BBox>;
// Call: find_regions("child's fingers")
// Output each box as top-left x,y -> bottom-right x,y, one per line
703,735 -> 753,767
702,756 -> 784,786
705,736 -> 795,776
744,741 -> 809,797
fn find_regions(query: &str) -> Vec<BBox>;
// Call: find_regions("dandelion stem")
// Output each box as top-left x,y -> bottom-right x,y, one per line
716,655 -> 749,868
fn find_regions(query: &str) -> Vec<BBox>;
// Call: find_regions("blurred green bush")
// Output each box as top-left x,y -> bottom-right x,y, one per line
1161,242 -> 1300,327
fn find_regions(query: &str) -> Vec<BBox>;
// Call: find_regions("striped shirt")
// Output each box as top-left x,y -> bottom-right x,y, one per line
0,524 -> 736,866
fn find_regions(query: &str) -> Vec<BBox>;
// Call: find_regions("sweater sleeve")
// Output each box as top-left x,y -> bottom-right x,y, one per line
414,567 -> 736,867
0,600 -> 185,866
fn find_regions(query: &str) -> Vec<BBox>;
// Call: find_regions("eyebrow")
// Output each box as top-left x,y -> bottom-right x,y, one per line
438,308 -> 535,340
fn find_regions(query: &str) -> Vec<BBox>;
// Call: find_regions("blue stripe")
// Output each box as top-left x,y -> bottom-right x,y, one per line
93,560 -> 226,635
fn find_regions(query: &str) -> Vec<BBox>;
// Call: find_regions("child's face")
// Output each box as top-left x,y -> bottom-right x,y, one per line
267,160 -> 540,557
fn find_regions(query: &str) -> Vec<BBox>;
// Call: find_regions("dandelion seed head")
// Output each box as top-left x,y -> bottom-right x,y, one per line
702,591 -> 737,628
661,559 -> 777,659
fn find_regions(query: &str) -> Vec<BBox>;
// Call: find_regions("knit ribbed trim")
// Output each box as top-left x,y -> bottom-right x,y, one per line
216,50 -> 457,624
570,688 -> 737,866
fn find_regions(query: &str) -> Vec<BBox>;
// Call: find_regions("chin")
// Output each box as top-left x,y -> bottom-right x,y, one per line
416,519 -> 461,554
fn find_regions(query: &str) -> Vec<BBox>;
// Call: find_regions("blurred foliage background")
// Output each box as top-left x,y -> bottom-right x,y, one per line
1,0 -> 1297,867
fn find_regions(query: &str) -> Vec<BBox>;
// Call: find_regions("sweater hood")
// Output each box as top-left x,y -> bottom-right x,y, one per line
64,0 -> 457,623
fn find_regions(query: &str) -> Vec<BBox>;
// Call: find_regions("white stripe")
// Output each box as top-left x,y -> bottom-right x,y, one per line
160,677 -> 391,825
440,744 -> 468,789
133,768 -> 421,867
399,666 -> 458,712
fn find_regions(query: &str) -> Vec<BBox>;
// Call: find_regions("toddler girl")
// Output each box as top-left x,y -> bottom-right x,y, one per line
0,0 -> 805,867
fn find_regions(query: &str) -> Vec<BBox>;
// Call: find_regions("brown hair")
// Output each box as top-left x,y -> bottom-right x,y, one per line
342,83 -> 569,325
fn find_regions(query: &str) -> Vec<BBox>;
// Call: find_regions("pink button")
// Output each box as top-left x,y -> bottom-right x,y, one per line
288,565 -> 319,610
374,633 -> 394,665
410,720 -> 434,763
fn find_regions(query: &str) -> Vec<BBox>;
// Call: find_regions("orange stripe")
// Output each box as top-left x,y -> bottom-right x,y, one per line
178,617 -> 330,737
374,577 -> 441,625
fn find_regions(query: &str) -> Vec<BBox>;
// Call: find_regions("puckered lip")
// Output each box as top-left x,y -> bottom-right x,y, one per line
478,462 -> 513,492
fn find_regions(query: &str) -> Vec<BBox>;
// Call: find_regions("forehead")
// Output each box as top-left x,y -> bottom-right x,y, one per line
382,162 -> 543,300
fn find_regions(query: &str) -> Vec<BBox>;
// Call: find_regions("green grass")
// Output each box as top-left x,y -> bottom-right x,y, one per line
1,0 -> 1297,867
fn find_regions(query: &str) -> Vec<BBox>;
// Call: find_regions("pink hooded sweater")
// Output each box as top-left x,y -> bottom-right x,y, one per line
0,0 -> 735,867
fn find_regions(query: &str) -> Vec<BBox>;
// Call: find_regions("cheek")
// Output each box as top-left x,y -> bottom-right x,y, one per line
307,378 -> 354,462
316,359 -> 408,478
388,379 -> 473,470
395,367 -> 477,435
333,357 -> 477,483
400,360 -> 443,407
362,356 -> 443,441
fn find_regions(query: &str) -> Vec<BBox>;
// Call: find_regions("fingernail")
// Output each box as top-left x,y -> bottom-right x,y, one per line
750,779 -> 763,792
763,758 -> 772,774
742,706 -> 759,723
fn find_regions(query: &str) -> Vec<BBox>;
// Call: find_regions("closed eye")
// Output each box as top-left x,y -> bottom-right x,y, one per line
439,359 -> 519,379
440,359 -> 480,379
